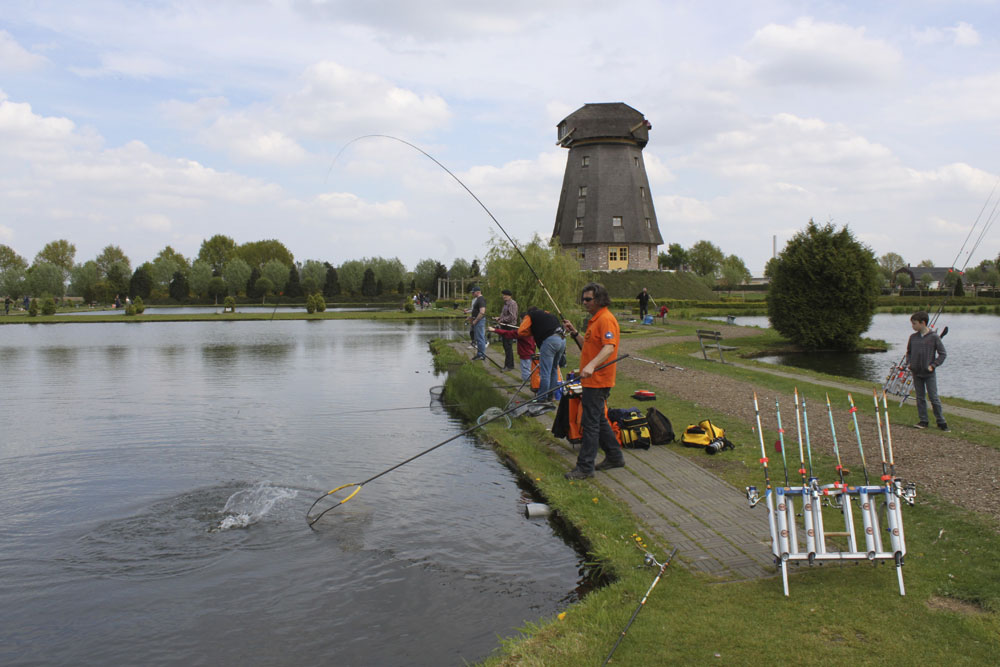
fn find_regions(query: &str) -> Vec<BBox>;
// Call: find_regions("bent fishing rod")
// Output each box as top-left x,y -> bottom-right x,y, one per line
328,134 -> 582,349
306,354 -> 628,527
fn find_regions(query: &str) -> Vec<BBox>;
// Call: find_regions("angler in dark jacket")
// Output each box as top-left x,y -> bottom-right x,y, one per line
518,307 -> 565,401
904,311 -> 948,431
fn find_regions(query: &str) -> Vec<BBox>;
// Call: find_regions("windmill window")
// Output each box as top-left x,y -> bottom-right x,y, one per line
579,186 -> 587,197
609,247 -> 618,262
612,216 -> 622,227
575,217 -> 584,229
581,156 -> 590,167
640,187 -> 645,200
634,157 -> 639,167
645,217 -> 651,229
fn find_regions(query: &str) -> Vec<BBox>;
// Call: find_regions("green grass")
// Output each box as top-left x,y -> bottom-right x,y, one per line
429,341 -> 1000,665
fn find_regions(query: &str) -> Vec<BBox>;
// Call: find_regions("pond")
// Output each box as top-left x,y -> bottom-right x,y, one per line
717,313 -> 1000,405
61,305 -> 384,315
0,320 -> 582,665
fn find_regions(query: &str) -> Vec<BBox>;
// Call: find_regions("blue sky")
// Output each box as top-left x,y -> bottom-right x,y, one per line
1,0 -> 998,274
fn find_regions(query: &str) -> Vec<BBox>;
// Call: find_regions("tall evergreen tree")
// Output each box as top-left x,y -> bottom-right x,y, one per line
360,268 -> 377,297
285,264 -> 303,298
169,271 -> 190,302
323,262 -> 341,297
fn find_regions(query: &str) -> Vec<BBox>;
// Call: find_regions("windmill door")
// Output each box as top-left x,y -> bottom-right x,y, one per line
608,246 -> 628,270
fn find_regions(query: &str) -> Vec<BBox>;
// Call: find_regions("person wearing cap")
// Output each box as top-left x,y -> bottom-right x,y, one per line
493,289 -> 519,370
561,282 -> 623,479
467,285 -> 487,360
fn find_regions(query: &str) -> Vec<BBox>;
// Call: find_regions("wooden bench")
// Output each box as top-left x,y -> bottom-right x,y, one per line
696,329 -> 726,363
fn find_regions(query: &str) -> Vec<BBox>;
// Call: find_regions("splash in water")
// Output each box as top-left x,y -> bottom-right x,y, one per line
217,482 -> 298,531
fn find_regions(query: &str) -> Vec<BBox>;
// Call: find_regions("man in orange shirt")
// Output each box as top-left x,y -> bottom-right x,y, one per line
561,282 -> 623,479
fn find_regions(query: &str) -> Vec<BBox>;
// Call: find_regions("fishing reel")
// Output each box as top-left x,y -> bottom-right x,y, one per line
746,485 -> 761,507
643,552 -> 664,568
897,480 -> 917,506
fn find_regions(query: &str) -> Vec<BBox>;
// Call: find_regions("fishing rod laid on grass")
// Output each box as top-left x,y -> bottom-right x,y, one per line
306,354 -> 628,527
328,134 -> 582,349
628,355 -> 685,372
601,547 -> 679,667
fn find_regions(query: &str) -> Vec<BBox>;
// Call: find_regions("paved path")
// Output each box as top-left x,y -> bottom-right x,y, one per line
457,343 -> 777,581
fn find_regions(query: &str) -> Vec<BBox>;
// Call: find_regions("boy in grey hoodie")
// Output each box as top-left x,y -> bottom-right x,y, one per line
904,311 -> 949,431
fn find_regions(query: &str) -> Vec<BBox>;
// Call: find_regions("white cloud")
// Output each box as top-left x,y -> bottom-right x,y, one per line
912,21 -> 981,47
136,213 -> 173,232
165,61 -> 450,164
749,18 -> 901,85
70,51 -> 184,79
0,30 -> 48,72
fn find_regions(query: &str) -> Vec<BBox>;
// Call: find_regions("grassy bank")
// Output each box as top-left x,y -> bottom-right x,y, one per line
430,341 -> 1000,665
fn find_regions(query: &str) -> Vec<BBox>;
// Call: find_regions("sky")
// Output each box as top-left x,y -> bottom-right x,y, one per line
1,0 -> 998,276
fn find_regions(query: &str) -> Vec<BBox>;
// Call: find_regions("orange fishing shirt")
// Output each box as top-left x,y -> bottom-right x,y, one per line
580,306 -> 619,388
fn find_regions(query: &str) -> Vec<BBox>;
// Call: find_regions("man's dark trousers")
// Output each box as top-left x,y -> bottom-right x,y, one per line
575,386 -> 624,474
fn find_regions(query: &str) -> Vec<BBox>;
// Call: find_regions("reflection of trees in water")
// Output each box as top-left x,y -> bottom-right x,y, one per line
757,351 -> 885,384
201,343 -> 292,367
41,346 -> 80,368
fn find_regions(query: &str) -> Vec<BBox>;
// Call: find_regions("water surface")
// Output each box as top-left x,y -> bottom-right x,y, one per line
0,320 -> 581,665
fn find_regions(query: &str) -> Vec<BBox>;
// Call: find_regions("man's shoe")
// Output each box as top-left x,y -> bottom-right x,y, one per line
563,468 -> 593,480
938,423 -> 951,432
914,422 -> 928,429
595,458 -> 625,471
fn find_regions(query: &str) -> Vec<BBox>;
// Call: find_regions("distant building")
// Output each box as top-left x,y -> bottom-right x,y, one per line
893,266 -> 962,289
551,103 -> 663,271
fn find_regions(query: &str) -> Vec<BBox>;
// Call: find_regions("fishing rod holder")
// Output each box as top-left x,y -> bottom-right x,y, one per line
749,393 -> 912,597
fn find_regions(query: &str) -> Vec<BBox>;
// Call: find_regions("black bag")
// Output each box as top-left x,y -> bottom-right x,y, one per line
645,407 -> 675,445
609,408 -> 651,449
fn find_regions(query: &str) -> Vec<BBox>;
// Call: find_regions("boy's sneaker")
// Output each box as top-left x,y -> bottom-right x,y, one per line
914,422 -> 928,429
938,423 -> 951,432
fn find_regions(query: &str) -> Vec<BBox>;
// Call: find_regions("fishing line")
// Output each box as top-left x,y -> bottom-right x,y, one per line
326,134 -> 582,349
305,354 -> 629,527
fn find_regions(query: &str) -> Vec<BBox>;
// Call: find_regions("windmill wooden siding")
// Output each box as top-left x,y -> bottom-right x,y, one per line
551,103 -> 664,271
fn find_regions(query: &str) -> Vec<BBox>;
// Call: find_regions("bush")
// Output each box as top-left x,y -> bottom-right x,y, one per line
767,220 -> 880,350
305,294 -> 317,314
133,296 -> 145,314
124,304 -> 137,316
404,301 -> 416,313
223,296 -> 236,313
28,298 -> 39,317
314,295 -> 326,312
41,297 -> 57,316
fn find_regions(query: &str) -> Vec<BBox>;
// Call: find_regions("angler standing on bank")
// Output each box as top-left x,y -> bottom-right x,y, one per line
562,282 -> 624,479
905,310 -> 949,431
495,289 -> 519,371
467,285 -> 488,361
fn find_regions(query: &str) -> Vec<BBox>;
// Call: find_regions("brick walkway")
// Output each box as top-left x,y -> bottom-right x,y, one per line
456,342 -> 777,581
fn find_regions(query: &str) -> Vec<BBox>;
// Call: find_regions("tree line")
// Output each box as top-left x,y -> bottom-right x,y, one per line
658,241 -> 753,291
0,235 -> 483,304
